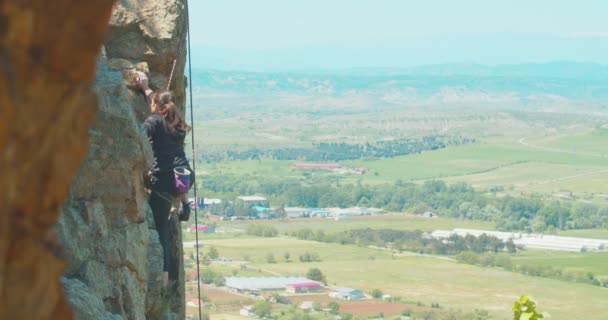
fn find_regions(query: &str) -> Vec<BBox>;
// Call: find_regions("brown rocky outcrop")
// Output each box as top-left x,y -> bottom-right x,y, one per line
0,1 -> 116,319
0,0 -> 190,319
57,1 -> 190,319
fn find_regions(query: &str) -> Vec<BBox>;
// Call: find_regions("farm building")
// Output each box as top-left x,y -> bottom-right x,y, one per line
431,228 -> 608,252
237,196 -> 268,202
310,209 -> 328,217
286,282 -> 323,293
253,206 -> 274,219
187,197 -> 222,210
329,287 -> 366,300
226,277 -> 316,292
235,196 -> 270,217
325,207 -> 383,218
284,207 -> 312,218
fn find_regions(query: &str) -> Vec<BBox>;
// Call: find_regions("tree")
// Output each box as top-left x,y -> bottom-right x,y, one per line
312,301 -> 322,311
371,289 -> 383,299
201,254 -> 211,266
252,300 -> 272,318
284,252 -> 291,262
208,246 -> 219,260
306,268 -> 327,285
213,274 -> 225,286
275,205 -> 287,219
357,196 -> 371,208
327,301 -> 340,314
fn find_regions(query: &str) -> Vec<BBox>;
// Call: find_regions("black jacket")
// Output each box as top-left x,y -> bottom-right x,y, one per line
143,113 -> 190,175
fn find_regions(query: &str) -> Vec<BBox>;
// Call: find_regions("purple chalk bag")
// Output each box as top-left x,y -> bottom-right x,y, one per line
174,167 -> 191,194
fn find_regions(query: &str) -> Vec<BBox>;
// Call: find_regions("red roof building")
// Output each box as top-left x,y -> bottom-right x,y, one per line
286,282 -> 323,293
187,225 -> 210,233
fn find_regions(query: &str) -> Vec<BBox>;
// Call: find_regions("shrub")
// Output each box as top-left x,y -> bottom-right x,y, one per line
328,301 -> 340,314
371,289 -> 383,299
306,268 -> 327,284
266,253 -> 276,264
512,296 -> 544,320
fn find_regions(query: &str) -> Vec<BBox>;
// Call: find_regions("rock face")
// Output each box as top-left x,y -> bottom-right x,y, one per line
56,1 -> 189,319
0,1 -> 116,319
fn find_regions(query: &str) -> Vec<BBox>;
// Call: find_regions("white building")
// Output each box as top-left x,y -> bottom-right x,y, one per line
284,207 -> 311,218
329,287 -> 366,300
237,196 -> 268,202
431,228 -> 608,252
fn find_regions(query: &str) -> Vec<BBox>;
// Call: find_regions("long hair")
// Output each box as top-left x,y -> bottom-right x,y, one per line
152,90 -> 191,133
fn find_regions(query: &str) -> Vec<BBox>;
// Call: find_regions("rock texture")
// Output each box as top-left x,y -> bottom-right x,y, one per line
56,1 -> 189,319
0,1 -> 116,319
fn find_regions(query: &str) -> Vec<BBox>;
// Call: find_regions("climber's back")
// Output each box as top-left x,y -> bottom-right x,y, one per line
143,90 -> 190,175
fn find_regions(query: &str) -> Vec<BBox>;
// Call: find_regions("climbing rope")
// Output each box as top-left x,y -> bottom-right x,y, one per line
184,1 -> 204,319
166,59 -> 178,91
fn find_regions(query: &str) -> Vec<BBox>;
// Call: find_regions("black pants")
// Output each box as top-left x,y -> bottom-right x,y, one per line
149,172 -> 175,273
149,169 -> 194,275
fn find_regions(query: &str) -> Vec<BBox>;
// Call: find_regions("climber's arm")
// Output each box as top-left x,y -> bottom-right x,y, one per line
143,89 -> 155,105
135,71 -> 155,105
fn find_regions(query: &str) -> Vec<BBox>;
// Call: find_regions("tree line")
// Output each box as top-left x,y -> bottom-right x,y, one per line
199,135 -> 474,162
291,228 -> 517,255
203,176 -> 608,232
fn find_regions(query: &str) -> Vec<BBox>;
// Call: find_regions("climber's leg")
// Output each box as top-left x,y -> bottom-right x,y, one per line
150,189 -> 172,287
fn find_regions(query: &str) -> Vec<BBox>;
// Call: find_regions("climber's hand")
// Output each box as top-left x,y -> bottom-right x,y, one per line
135,71 -> 150,91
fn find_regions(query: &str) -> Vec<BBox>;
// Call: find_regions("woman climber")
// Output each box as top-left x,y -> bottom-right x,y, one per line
135,71 -> 194,287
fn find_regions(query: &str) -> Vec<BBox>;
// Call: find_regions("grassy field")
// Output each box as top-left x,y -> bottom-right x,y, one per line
345,139 -> 608,183
196,134 -> 608,187
193,131 -> 608,207
216,215 -> 495,234
196,236 -> 608,320
525,130 -> 608,157
504,250 -> 608,278
558,228 -> 608,239
197,159 -> 296,177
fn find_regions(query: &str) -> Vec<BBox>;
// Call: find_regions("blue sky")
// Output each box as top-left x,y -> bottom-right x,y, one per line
188,0 -> 608,70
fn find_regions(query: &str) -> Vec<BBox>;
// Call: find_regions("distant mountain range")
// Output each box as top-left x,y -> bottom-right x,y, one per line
190,62 -> 608,110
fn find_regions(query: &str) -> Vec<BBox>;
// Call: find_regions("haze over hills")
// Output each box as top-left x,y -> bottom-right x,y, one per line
191,62 -> 608,112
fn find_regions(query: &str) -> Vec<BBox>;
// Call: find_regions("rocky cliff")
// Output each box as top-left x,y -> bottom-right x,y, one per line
57,1 -> 189,319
